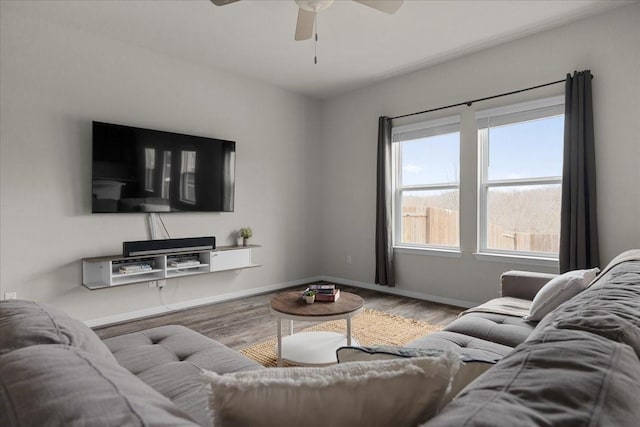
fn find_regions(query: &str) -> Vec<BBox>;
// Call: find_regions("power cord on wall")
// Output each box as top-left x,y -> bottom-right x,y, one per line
148,212 -> 173,310
158,214 -> 171,239
158,283 -> 171,310
147,213 -> 185,313
157,276 -> 181,312
148,213 -> 171,240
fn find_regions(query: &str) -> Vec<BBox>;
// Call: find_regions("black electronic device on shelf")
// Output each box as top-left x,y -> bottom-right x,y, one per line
123,237 -> 216,257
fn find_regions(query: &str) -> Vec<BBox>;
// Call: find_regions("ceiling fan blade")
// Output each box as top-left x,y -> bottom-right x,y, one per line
210,0 -> 241,6
352,0 -> 403,14
295,9 -> 316,41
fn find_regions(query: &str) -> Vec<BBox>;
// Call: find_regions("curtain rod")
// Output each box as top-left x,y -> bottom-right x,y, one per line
390,78 -> 570,121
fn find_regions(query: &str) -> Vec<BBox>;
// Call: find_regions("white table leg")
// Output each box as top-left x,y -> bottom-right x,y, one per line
289,319 -> 294,335
276,317 -> 283,367
347,316 -> 352,346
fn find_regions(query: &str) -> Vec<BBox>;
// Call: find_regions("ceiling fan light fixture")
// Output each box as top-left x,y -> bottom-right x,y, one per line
295,0 -> 335,13
212,0 -> 404,48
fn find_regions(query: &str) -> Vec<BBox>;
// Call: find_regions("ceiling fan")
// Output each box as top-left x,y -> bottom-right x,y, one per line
210,0 -> 404,41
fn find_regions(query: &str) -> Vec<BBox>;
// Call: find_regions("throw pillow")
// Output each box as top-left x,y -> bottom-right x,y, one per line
525,268 -> 599,322
202,354 -> 458,427
336,345 -> 495,407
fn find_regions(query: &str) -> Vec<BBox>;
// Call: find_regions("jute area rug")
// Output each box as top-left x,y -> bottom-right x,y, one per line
240,308 -> 443,367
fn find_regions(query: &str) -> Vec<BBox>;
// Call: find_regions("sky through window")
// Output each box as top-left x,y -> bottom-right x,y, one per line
401,115 -> 563,185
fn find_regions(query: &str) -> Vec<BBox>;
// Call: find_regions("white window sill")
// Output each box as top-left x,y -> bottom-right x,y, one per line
394,246 -> 462,258
474,252 -> 558,268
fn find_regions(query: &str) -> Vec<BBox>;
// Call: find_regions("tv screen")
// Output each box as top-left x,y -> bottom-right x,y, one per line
92,121 -> 235,213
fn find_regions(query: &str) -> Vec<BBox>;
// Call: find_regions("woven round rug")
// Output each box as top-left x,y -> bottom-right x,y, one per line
239,308 -> 443,367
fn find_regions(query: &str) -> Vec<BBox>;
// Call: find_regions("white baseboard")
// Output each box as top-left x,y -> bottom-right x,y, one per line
85,274 -> 475,328
319,275 -> 478,309
84,276 -> 324,328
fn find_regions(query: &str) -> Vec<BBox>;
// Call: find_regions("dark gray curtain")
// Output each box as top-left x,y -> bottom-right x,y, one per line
375,116 -> 395,286
560,70 -> 600,272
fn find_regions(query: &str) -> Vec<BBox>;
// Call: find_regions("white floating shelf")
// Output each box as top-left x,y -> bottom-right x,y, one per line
82,246 -> 260,289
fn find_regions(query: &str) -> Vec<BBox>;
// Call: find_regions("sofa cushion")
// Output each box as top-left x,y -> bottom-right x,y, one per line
103,325 -> 261,375
445,312 -> 535,347
586,249 -> 640,289
202,355 -> 458,427
424,329 -> 640,427
336,345 -> 496,409
335,345 -> 444,362
103,325 -> 263,426
528,260 -> 640,356
0,345 -> 198,427
525,267 -> 599,321
407,330 -> 512,361
459,296 -> 531,318
0,299 -> 117,363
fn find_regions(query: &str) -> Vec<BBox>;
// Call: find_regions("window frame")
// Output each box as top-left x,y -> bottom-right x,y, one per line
391,115 -> 461,251
476,95 -> 564,259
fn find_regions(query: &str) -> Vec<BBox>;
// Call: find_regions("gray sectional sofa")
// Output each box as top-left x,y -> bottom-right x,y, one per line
1,249 -> 639,426
0,301 -> 264,426
408,270 -> 557,362
422,249 -> 640,426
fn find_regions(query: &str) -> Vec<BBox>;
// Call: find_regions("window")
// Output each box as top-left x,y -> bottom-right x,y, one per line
477,96 -> 564,257
392,116 -> 460,249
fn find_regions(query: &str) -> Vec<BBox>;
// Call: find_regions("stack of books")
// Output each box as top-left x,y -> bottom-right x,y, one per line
169,259 -> 201,268
118,263 -> 153,274
306,283 -> 340,302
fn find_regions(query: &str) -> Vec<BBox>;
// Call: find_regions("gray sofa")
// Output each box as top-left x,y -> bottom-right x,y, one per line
421,249 -> 640,426
1,250 -> 639,426
0,300 -> 264,426
408,270 -> 557,363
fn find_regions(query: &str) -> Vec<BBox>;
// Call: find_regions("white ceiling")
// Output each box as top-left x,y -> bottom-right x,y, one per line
6,0 -> 631,99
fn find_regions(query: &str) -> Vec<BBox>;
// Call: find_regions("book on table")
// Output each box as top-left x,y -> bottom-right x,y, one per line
301,284 -> 340,302
308,283 -> 335,291
305,288 -> 340,302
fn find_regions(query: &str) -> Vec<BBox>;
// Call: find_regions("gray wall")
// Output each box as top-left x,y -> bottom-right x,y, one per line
319,4 -> 640,305
0,5 -> 323,321
1,3 -> 638,322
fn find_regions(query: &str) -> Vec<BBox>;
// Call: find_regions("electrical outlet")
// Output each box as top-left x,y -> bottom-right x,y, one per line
149,280 -> 158,288
346,255 -> 352,265
157,280 -> 166,289
5,292 -> 17,300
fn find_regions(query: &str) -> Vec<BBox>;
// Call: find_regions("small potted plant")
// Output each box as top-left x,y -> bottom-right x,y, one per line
303,289 -> 316,304
239,227 -> 253,247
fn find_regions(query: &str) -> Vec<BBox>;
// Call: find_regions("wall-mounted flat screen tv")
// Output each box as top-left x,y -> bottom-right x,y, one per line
92,121 -> 235,213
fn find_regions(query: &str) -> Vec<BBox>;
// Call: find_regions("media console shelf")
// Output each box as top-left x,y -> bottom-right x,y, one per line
82,245 -> 260,290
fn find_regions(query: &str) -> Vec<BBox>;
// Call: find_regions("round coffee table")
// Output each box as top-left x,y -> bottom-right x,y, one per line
270,290 -> 364,366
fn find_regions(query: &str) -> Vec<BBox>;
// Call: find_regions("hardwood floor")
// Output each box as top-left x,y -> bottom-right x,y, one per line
93,285 -> 463,351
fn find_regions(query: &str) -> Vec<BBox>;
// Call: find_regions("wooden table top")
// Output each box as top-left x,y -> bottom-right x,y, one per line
270,291 -> 364,317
